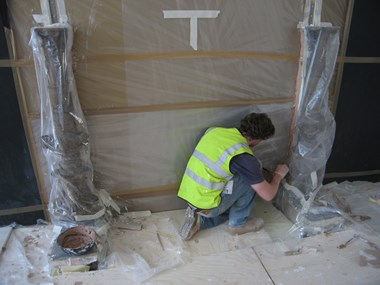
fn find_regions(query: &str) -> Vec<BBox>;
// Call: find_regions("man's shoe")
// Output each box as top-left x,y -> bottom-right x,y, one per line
179,206 -> 201,241
228,218 -> 264,235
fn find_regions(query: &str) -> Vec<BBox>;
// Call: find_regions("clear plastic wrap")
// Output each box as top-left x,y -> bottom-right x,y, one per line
30,23 -> 105,224
288,26 -> 340,192
275,25 -> 340,235
5,2 -> 370,281
105,214 -> 185,283
0,224 -> 57,284
6,1 -> 346,231
7,0 -> 306,204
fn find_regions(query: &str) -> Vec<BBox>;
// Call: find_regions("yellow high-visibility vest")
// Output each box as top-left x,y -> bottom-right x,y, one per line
178,127 -> 253,209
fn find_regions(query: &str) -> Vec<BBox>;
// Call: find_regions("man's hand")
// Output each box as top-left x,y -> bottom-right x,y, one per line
252,164 -> 289,201
274,164 -> 289,178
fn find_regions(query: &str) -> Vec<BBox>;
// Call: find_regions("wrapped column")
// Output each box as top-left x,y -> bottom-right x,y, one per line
275,26 -> 340,226
30,24 -> 105,225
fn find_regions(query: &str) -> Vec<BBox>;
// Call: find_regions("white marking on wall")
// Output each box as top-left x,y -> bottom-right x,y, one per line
33,0 -> 68,24
55,0 -> 68,23
33,0 -> 51,25
163,10 -> 220,51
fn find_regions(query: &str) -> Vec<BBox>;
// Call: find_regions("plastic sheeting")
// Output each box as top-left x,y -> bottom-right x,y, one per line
7,0 -> 303,201
289,26 -> 340,193
275,26 -> 340,228
5,0 -> 346,225
30,23 -> 105,224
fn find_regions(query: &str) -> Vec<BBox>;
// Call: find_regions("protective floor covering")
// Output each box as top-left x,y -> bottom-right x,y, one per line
0,181 -> 380,284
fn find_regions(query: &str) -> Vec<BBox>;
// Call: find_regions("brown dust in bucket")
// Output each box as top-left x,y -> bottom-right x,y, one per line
57,226 -> 96,255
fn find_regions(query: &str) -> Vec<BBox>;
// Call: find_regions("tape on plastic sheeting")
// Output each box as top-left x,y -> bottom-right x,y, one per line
311,171 -> 318,190
0,59 -> 34,68
163,10 -> 220,50
282,180 -> 306,204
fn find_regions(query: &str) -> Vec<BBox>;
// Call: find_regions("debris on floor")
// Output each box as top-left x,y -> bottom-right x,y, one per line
1,181 -> 380,284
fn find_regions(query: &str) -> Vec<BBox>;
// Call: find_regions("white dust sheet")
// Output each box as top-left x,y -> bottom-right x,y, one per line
1,183 -> 380,284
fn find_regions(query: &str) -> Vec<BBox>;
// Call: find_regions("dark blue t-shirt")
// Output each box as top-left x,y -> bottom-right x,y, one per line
229,153 -> 264,185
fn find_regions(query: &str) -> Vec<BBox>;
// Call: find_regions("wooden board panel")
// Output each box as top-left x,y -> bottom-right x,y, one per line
255,229 -> 380,285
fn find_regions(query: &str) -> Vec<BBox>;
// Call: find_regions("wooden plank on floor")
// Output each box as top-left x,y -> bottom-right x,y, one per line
155,209 -> 273,257
252,197 -> 297,240
148,248 -> 274,285
254,230 -> 380,285
4,201 -> 379,285
0,225 -> 13,253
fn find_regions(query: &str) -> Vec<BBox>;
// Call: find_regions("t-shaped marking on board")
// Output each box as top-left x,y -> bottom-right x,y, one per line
163,10 -> 220,51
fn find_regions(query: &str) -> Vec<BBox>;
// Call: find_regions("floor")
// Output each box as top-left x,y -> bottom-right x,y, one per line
1,181 -> 380,285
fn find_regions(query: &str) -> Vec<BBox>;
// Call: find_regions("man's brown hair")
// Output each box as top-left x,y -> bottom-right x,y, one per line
239,113 -> 275,140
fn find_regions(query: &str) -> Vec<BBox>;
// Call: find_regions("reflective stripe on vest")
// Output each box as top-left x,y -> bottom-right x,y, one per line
192,141 -> 250,180
185,168 -> 226,190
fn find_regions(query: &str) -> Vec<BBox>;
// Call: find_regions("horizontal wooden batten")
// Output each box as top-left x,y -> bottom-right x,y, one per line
28,97 -> 293,119
0,51 -> 298,68
3,54 -> 380,69
84,97 -> 294,116
0,58 -> 33,68
0,204 -> 45,217
325,169 -> 380,179
340,57 -> 380,64
82,51 -> 299,63
111,183 -> 179,199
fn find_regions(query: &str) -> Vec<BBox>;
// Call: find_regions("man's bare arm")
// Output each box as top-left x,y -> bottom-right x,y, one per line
251,164 -> 289,201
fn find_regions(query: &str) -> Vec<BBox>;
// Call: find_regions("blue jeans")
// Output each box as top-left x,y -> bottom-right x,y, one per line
199,175 -> 256,229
